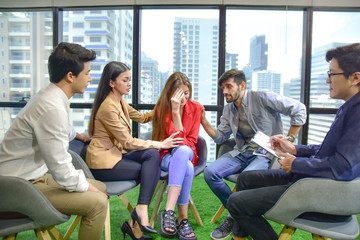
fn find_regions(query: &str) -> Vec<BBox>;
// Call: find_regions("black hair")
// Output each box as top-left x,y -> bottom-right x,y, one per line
326,43 -> 360,78
48,42 -> 96,83
218,69 -> 246,87
89,61 -> 130,135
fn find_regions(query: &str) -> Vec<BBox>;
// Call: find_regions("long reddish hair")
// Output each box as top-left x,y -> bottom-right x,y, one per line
152,72 -> 192,141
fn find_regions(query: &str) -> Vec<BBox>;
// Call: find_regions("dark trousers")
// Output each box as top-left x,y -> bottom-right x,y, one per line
91,148 -> 161,205
227,169 -> 296,240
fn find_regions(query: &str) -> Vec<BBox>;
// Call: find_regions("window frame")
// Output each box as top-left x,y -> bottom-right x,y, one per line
0,5 -> 359,145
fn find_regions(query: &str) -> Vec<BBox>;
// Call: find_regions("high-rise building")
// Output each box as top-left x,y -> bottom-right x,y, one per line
64,10 -> 133,132
225,53 -> 238,71
247,35 -> 269,90
173,17 -> 219,161
252,70 -> 281,94
141,52 -> 161,104
288,42 -> 347,144
249,35 -> 268,72
0,12 -> 53,103
0,10 -> 134,133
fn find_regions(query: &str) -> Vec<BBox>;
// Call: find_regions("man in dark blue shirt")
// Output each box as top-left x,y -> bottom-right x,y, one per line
227,43 -> 360,240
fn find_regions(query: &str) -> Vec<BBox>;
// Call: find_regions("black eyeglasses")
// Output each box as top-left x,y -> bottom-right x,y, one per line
327,71 -> 345,79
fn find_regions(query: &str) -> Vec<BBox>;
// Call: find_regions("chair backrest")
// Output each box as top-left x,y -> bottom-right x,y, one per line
68,149 -> 95,179
0,175 -> 69,236
217,138 -> 236,158
194,135 -> 207,176
265,177 -> 360,225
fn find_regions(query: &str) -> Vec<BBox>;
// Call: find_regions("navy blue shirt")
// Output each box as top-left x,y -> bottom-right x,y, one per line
292,91 -> 360,181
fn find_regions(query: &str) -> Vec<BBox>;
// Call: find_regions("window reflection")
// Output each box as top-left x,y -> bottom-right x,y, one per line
0,107 -> 21,142
311,11 -> 360,108
0,11 -> 53,102
226,9 -> 303,145
63,9 -> 134,104
308,114 -> 336,145
140,9 -> 219,161
226,9 -> 303,98
140,9 -> 219,105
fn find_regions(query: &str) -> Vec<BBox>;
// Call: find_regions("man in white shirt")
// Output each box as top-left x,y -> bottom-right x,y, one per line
0,42 -> 108,240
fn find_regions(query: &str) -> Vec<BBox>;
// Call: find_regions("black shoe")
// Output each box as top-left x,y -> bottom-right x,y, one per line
131,208 -> 157,234
121,221 -> 153,240
210,216 -> 234,240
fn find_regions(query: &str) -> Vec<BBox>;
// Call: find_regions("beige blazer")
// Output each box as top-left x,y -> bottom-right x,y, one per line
86,91 -> 156,169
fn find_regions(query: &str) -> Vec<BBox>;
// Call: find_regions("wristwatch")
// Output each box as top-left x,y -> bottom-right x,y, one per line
287,135 -> 296,143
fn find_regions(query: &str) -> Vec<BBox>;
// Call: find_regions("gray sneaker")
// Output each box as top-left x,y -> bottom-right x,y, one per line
210,216 -> 234,240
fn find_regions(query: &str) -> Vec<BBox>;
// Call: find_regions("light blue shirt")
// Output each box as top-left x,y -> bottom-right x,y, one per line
214,90 -> 307,157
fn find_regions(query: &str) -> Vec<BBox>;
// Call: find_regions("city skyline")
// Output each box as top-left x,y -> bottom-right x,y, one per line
1,9 -> 359,149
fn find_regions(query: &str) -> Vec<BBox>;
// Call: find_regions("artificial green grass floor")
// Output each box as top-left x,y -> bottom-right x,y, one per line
9,173 -> 360,240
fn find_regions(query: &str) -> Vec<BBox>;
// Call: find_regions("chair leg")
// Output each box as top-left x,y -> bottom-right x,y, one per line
4,234 -> 16,240
104,201 -> 111,240
278,225 -> 296,240
47,226 -> 64,240
210,185 -> 236,223
189,194 -> 203,226
63,215 -> 81,240
150,179 -> 168,228
210,204 -> 225,223
312,234 -> 331,240
119,193 -> 134,214
35,228 -> 53,240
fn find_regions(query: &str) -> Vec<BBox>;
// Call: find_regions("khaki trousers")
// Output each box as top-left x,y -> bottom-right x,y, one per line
31,174 -> 108,240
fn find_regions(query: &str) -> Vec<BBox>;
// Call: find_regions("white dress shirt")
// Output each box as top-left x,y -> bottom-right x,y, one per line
0,83 -> 88,192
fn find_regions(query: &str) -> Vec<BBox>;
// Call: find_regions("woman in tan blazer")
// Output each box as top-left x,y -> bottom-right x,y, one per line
87,61 -> 182,240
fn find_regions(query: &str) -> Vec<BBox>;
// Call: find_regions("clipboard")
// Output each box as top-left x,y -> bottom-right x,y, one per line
251,131 -> 283,159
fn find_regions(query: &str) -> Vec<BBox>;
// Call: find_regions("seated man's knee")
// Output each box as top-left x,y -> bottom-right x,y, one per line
227,192 -> 246,215
204,162 -> 220,183
236,170 -> 259,190
87,192 -> 108,216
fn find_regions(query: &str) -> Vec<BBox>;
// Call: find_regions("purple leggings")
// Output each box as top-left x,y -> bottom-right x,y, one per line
161,145 -> 194,205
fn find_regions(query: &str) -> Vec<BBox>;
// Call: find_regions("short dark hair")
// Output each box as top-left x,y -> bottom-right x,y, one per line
48,42 -> 96,83
326,43 -> 360,78
218,69 -> 246,87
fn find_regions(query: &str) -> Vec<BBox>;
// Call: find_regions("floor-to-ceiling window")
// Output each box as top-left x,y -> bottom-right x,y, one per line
0,11 -> 52,139
308,10 -> 360,145
226,8 -> 304,143
1,5 -> 360,159
140,8 -> 219,160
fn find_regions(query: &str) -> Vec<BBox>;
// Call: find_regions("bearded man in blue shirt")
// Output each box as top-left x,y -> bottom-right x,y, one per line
227,43 -> 360,240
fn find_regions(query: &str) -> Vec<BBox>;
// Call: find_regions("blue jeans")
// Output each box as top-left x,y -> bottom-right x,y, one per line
204,150 -> 271,207
161,145 -> 194,205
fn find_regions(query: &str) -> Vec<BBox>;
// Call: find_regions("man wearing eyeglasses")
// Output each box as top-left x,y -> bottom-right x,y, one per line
226,43 -> 360,240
